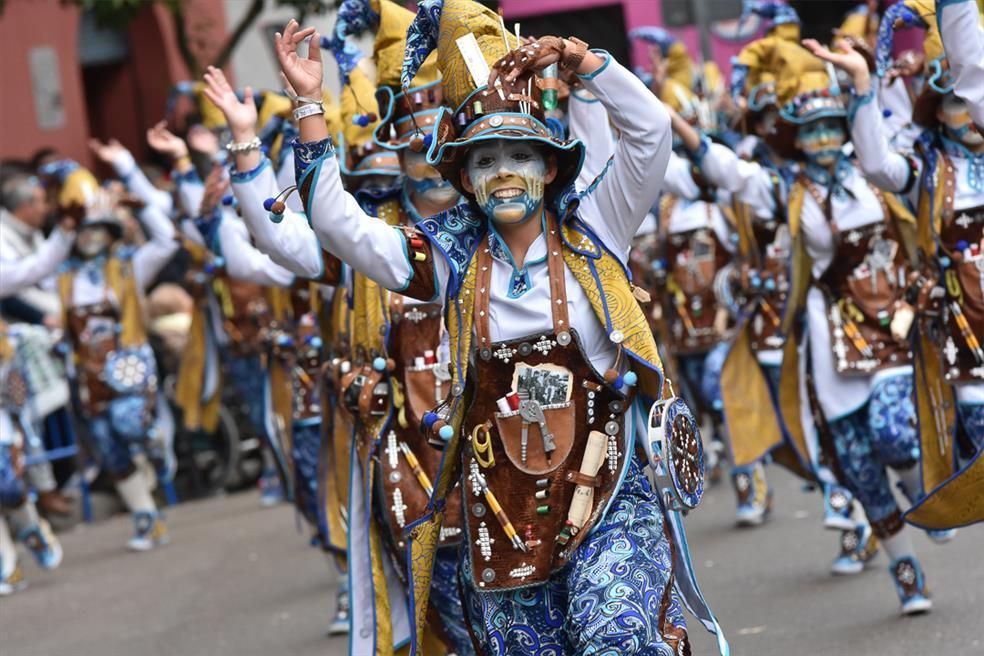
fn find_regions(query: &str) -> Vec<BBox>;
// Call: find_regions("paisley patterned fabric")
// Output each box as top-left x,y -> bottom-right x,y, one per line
291,421 -> 324,537
418,203 -> 485,288
958,402 -> 984,450
327,0 -> 377,84
460,455 -> 681,656
430,546 -> 476,655
402,0 -> 443,90
829,374 -> 920,525
0,442 -> 27,507
85,412 -> 137,478
875,2 -> 927,78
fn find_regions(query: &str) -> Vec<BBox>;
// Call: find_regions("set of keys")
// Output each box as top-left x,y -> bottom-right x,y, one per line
517,394 -> 557,464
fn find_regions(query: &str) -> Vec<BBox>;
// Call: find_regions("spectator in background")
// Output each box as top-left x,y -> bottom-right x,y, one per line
0,174 -> 74,517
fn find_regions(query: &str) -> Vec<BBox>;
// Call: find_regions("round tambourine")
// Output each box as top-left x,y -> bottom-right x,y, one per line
647,395 -> 704,511
103,346 -> 156,395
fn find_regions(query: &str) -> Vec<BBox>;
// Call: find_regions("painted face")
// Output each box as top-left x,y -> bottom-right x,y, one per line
938,94 -> 983,148
796,118 -> 845,167
76,225 -> 112,259
465,140 -> 546,225
402,149 -> 458,206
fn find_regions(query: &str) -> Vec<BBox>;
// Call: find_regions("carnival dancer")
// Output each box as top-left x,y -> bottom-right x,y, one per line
0,220 -> 75,594
43,162 -> 178,552
680,3 -> 881,574
763,37 -> 939,613
275,1 -> 727,653
804,0 -> 984,531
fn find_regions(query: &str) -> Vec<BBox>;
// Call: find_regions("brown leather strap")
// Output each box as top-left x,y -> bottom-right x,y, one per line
940,152 -> 957,222
564,470 -> 601,488
390,291 -> 405,316
473,214 -> 571,344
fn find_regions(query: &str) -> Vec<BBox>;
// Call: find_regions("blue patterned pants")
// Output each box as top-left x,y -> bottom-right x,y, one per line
0,443 -> 27,508
958,402 -> 984,451
460,455 -> 683,656
828,375 -> 919,533
291,421 -> 322,536
86,412 -> 137,478
224,354 -> 266,437
430,545 -> 477,655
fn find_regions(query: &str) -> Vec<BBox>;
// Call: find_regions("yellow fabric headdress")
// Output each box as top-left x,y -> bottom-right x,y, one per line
339,65 -> 400,177
374,0 -> 439,90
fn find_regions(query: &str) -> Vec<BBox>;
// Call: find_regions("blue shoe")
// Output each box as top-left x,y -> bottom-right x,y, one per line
127,511 -> 169,552
830,523 -> 879,576
822,485 -> 856,531
326,585 -> 350,636
890,556 -> 933,615
926,528 -> 957,544
259,470 -> 285,507
733,463 -> 772,527
18,519 -> 63,570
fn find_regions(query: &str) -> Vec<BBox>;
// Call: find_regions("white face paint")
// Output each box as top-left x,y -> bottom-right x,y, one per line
939,94 -> 984,148
76,226 -> 112,259
402,149 -> 459,206
465,140 -> 546,225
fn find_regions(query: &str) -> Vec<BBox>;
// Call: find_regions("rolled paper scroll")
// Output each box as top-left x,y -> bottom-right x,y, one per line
567,430 -> 608,529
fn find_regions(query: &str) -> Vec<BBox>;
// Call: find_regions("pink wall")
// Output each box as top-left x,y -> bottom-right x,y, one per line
0,0 -> 90,165
499,0 -> 750,76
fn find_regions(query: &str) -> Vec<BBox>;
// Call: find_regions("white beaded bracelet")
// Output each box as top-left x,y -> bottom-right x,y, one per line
226,136 -> 262,154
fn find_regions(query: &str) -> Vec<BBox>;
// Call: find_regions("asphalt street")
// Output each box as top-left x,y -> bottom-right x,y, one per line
2,468 -> 981,656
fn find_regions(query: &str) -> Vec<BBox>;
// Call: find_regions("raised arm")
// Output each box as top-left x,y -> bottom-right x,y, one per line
275,21 -> 428,294
132,202 -> 179,290
570,52 -> 672,253
201,65 -> 327,279
804,38 -> 916,194
939,0 -> 984,126
147,121 -> 204,218
0,225 -> 75,298
568,89 -> 616,193
90,139 -> 174,217
215,207 -> 295,287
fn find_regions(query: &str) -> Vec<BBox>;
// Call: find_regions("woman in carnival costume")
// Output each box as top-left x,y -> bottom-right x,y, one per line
763,35 -> 942,613
274,0 -> 729,653
43,162 -> 178,552
804,0 -> 984,532
672,0 -> 882,575
0,221 -> 76,594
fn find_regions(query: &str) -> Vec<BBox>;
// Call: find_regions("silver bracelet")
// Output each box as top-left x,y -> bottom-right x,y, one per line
226,136 -> 262,154
293,102 -> 325,121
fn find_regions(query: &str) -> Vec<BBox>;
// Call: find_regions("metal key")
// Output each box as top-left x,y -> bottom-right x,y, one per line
520,400 -> 556,461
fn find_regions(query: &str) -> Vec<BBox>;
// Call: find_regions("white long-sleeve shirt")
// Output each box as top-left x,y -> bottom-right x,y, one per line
0,228 -> 74,298
214,206 -> 296,287
939,0 -> 984,127
850,90 -> 984,212
111,149 -> 175,217
230,158 -> 326,279
303,53 -> 671,373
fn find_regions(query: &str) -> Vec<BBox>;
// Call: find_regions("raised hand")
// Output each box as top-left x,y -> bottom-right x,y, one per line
202,66 -> 258,141
88,138 -> 128,165
886,49 -> 925,84
802,38 -> 871,92
274,20 -> 323,100
199,165 -> 229,216
490,36 -> 566,88
146,121 -> 190,160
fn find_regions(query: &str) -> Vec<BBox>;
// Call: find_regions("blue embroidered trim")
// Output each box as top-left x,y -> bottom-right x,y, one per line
940,136 -> 984,192
487,214 -> 547,299
401,0 -> 443,90
847,89 -> 875,124
292,137 -> 335,180
577,49 -> 611,81
229,157 -> 270,183
172,167 -> 201,185
417,202 -> 486,294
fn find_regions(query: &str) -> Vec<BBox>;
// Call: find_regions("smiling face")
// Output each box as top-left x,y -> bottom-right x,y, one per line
795,117 -> 846,167
461,140 -> 556,225
938,94 -> 984,149
401,149 -> 459,207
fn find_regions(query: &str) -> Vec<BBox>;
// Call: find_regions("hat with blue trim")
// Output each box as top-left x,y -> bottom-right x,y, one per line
324,7 -> 401,181
403,0 -> 585,203
629,26 -> 695,91
39,160 -> 128,236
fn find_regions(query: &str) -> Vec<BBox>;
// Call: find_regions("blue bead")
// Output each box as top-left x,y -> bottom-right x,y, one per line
422,412 -> 438,429
438,425 -> 454,441
372,357 -> 386,372
222,194 -> 234,206
614,375 -> 624,390
764,278 -> 776,290
214,256 -> 225,268
957,240 -> 969,251
357,115 -> 370,127
623,371 -> 638,387
940,256 -> 952,267
882,109 -> 892,118
319,35 -> 331,50
751,277 -> 762,288
310,337 -> 323,349
263,197 -> 276,211
351,116 -> 360,126
422,133 -> 433,147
